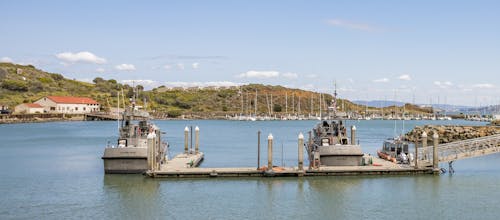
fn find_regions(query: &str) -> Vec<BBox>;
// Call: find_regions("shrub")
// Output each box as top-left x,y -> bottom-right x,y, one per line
167,109 -> 182,118
1,79 -> 28,91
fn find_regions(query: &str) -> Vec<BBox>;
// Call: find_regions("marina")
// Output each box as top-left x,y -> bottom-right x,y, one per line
2,119 -> 500,219
145,123 -> 500,178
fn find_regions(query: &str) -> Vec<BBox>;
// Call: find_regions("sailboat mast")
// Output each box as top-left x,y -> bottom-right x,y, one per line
285,92 -> 288,114
255,90 -> 258,116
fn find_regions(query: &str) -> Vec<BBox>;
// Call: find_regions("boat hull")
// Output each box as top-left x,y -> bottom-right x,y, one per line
317,145 -> 364,166
102,147 -> 148,174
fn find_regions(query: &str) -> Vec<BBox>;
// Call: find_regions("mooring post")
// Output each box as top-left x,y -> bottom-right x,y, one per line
351,125 -> 356,145
195,126 -> 200,154
257,130 -> 261,170
267,133 -> 273,171
308,131 -> 312,169
433,131 -> 439,170
190,126 -> 193,153
417,132 -> 427,169
184,126 -> 189,154
147,132 -> 156,171
298,132 -> 304,171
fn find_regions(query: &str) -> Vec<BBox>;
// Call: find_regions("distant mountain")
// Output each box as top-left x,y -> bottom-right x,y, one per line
353,100 -> 406,108
354,100 -> 478,113
462,105 -> 500,115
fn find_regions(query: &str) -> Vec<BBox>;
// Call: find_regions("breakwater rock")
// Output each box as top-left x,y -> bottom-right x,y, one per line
405,125 -> 500,144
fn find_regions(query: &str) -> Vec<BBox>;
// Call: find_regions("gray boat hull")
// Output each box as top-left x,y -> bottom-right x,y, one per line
102,147 -> 148,174
318,145 -> 364,166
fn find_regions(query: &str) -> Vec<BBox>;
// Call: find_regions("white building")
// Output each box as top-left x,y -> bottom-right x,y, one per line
14,103 -> 45,114
35,96 -> 100,114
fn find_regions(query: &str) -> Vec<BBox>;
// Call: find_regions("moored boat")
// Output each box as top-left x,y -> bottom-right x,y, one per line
102,93 -> 167,174
306,83 -> 364,167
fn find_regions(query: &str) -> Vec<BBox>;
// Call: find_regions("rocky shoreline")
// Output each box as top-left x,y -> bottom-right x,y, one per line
405,125 -> 500,144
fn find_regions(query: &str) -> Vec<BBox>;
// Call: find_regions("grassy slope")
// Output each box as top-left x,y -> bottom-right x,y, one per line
0,63 -> 432,117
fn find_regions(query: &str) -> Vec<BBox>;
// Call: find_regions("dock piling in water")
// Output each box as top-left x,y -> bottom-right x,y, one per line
351,125 -> 356,145
298,133 -> 304,170
147,132 -> 156,171
257,130 -> 261,170
268,133 -> 273,171
195,126 -> 200,154
433,131 -> 439,169
184,126 -> 189,154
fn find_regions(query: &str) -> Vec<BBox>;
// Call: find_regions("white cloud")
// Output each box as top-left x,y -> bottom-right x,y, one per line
327,19 -> 383,32
55,51 -> 106,64
192,62 -> 199,69
163,81 -> 243,88
115,64 -> 136,71
96,68 -> 105,73
237,70 -> 280,79
373,78 -> 389,83
398,74 -> 411,81
282,72 -> 298,79
177,63 -> 185,70
434,81 -> 454,89
0,57 -> 13,63
472,83 -> 494,89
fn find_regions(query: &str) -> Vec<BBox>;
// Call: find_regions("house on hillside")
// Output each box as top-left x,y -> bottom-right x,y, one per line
14,103 -> 44,114
35,96 -> 100,114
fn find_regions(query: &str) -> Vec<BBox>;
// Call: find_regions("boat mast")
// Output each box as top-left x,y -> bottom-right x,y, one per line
117,91 -> 120,133
255,89 -> 258,116
319,93 -> 322,119
285,92 -> 288,114
310,93 -> 313,117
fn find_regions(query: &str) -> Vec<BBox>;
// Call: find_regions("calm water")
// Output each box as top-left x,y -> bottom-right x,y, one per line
1,119 -> 499,219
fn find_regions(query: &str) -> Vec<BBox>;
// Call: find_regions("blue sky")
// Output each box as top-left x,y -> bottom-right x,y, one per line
1,0 -> 499,106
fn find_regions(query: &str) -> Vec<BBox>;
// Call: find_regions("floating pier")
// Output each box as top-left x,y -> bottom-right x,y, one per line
148,156 -> 435,178
144,128 -> 500,178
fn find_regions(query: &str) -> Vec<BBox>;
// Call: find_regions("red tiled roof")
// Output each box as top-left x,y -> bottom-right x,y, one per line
47,96 -> 99,104
25,103 -> 43,108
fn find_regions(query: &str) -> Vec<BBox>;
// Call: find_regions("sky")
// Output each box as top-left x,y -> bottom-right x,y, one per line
1,0 -> 499,106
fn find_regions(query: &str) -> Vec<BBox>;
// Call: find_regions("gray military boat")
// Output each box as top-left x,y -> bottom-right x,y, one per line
306,85 -> 364,167
102,96 -> 167,174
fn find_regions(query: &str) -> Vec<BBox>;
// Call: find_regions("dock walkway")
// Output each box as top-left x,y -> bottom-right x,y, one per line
148,156 -> 435,178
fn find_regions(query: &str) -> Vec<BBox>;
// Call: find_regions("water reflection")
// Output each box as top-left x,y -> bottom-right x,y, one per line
103,175 -> 161,219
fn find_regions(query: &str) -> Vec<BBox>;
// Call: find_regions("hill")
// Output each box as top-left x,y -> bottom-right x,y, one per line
0,63 -> 433,118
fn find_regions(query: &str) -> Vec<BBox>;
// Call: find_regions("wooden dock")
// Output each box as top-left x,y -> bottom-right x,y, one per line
147,156 -> 436,178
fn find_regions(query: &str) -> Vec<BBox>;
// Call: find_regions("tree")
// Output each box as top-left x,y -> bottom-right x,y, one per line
273,104 -> 282,112
93,77 -> 105,84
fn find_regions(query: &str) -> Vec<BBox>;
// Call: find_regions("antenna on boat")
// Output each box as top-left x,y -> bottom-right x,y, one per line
393,89 -> 397,138
117,90 -> 120,133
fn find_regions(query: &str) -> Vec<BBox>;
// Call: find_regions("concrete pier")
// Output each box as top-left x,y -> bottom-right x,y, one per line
148,156 -> 434,178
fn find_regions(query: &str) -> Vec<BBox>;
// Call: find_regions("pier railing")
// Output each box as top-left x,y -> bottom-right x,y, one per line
417,134 -> 500,164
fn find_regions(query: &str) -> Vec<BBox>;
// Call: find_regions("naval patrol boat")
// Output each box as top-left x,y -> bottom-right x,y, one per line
102,95 -> 167,174
306,85 -> 364,167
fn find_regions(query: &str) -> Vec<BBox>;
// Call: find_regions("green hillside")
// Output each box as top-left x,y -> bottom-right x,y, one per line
0,63 -> 432,118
